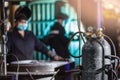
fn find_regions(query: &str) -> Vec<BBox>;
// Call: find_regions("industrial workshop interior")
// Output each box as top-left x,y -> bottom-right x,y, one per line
0,0 -> 120,80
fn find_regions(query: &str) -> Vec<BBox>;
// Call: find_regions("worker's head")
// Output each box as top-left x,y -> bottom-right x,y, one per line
16,14 -> 28,31
55,13 -> 68,25
14,5 -> 31,30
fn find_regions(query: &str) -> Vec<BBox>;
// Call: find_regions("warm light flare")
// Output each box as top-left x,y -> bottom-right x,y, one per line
101,0 -> 120,18
103,9 -> 120,18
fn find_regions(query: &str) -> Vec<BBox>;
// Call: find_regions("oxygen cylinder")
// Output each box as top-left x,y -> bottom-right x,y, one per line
81,36 -> 111,80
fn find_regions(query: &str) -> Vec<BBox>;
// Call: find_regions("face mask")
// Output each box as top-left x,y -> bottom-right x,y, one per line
17,23 -> 28,30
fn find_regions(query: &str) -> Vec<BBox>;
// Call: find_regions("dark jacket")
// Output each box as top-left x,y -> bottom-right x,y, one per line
7,27 -> 49,62
43,22 -> 70,58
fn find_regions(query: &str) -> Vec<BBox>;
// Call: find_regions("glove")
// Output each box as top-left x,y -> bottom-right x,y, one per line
47,50 -> 64,61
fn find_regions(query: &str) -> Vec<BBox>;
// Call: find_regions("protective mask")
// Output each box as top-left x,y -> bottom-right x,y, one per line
17,23 -> 28,30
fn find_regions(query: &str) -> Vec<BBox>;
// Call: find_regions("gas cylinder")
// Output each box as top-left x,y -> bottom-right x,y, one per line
81,35 -> 111,80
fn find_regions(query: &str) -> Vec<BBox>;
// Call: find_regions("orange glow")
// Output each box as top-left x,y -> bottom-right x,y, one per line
103,9 -> 120,18
101,0 -> 120,18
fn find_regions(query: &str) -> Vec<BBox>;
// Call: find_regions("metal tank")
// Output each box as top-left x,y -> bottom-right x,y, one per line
81,35 -> 111,80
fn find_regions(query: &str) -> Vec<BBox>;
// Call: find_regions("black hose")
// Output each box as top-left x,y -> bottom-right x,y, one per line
67,31 -> 85,58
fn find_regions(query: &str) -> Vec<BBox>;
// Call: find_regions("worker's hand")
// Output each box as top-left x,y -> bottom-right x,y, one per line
53,55 -> 64,61
47,50 -> 68,61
